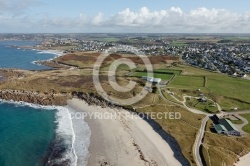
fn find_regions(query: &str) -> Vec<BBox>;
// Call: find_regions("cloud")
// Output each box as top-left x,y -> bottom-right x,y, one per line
92,13 -> 103,26
0,0 -> 42,17
97,7 -> 250,33
0,6 -> 250,33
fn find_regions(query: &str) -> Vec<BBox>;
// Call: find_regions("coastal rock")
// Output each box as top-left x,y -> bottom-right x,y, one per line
0,89 -> 68,106
72,91 -> 120,109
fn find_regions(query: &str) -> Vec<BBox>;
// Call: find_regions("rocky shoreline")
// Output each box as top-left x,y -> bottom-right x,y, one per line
34,60 -> 71,69
72,91 -> 118,108
0,88 -> 190,165
0,89 -> 121,107
0,89 -> 69,105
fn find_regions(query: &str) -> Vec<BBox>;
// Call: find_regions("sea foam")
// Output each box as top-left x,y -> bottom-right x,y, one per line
67,106 -> 91,166
32,50 -> 65,65
36,50 -> 64,57
0,99 -> 90,166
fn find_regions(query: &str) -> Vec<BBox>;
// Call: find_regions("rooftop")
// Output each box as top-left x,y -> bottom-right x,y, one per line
218,119 -> 239,131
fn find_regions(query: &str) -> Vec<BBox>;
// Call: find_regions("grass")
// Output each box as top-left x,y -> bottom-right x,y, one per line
222,36 -> 250,42
215,96 -> 250,111
131,71 -> 174,80
241,114 -> 250,133
2,52 -> 250,166
166,65 -> 250,111
227,119 -> 244,125
206,76 -> 250,103
161,90 -> 183,105
185,97 -> 218,113
203,120 -> 250,165
201,145 -> 211,166
172,64 -> 220,76
169,75 -> 205,88
170,41 -> 188,47
154,69 -> 182,75
164,88 -> 185,101
203,127 -> 250,166
135,103 -> 205,166
94,37 -> 120,42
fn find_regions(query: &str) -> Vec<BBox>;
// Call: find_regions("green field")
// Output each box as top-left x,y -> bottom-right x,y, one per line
170,41 -> 188,47
215,96 -> 250,111
95,37 -> 120,42
131,71 -> 173,80
186,97 -> 218,113
241,114 -> 250,133
172,65 -> 219,75
222,36 -> 250,41
163,65 -> 250,111
227,119 -> 244,125
169,75 -> 205,88
130,64 -> 250,111
161,90 -> 183,105
154,69 -> 182,75
206,76 -> 250,103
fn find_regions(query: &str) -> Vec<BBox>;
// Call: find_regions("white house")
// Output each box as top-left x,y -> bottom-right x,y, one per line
142,76 -> 161,84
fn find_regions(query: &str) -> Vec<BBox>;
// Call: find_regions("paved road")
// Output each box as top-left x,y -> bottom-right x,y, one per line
233,115 -> 249,134
194,116 -> 209,166
157,85 -> 183,107
225,110 -> 250,114
157,86 -> 250,166
157,86 -> 210,115
157,86 -> 209,166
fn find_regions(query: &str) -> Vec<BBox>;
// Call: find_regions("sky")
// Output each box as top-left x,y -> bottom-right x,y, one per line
0,0 -> 250,33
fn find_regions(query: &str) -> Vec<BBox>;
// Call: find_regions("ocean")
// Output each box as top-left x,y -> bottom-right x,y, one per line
0,41 -> 90,166
0,41 -> 60,70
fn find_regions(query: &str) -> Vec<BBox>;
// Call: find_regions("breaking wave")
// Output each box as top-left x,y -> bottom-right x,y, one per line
0,99 -> 91,166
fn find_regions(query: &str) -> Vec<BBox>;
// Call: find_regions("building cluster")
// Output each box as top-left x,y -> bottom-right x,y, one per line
1,34 -> 249,77
182,43 -> 250,76
132,44 -> 181,56
41,37 -> 250,77
42,38 -> 182,56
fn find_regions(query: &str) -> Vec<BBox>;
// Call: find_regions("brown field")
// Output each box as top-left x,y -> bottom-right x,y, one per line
1,51 -> 250,166
54,52 -> 179,69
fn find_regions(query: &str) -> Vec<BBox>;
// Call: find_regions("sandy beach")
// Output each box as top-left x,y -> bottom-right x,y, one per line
235,153 -> 250,166
67,98 -> 186,166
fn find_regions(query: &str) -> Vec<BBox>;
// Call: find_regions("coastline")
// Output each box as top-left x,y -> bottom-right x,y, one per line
0,43 -> 188,165
0,99 -> 79,165
67,98 -> 186,166
0,89 -> 69,106
67,106 -> 91,166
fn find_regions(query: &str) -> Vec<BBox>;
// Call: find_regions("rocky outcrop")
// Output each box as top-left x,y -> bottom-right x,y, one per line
0,89 -> 69,105
72,91 -> 133,110
72,91 -> 117,108
34,60 -> 70,69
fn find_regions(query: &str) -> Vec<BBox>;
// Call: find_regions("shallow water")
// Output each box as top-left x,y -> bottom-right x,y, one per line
0,101 -> 56,166
0,41 -> 91,166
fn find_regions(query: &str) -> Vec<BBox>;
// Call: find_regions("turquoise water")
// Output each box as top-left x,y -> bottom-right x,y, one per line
0,102 -> 56,166
0,41 -> 66,166
0,41 -> 55,70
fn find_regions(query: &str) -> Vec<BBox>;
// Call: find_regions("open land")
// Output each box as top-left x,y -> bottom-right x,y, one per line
0,34 -> 250,166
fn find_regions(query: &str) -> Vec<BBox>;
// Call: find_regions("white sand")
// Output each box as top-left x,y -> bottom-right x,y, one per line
67,98 -> 183,166
235,153 -> 250,166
